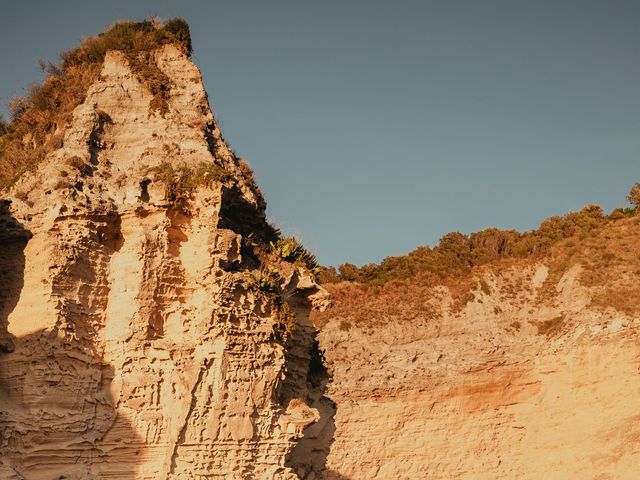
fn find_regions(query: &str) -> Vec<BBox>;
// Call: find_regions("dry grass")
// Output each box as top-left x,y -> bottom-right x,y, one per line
148,161 -> 230,212
535,315 -> 565,336
317,196 -> 640,327
0,18 -> 192,189
313,276 -> 446,327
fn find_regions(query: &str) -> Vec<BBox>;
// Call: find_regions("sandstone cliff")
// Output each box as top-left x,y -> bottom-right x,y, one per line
0,38 -> 328,479
315,217 -> 640,479
2,20 -> 639,480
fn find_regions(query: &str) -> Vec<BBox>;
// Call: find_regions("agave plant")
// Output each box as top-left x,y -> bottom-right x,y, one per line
269,237 -> 320,277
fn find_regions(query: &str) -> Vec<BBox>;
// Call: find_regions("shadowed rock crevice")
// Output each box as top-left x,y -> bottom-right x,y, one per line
0,201 -> 30,353
281,291 -> 340,480
286,345 -> 338,480
218,186 -> 279,245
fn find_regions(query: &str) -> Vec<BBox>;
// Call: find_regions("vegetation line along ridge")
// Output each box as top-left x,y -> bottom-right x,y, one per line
0,17 -> 192,189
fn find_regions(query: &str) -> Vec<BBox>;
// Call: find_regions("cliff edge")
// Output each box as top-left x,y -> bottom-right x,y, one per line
315,211 -> 640,479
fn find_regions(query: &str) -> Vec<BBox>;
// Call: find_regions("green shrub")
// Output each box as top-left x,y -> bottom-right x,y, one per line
338,263 -> 363,282
269,237 -> 320,276
273,301 -> 296,342
244,267 -> 296,342
162,18 -> 192,55
150,161 -> 231,210
317,266 -> 340,284
327,204 -> 613,286
609,207 -> 635,220
244,268 -> 282,296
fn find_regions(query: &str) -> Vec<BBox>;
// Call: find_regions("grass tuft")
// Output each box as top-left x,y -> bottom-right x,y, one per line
149,161 -> 231,211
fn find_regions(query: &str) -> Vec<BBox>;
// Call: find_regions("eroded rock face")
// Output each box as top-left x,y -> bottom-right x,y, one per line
318,265 -> 640,479
0,46 -> 328,479
3,38 -> 637,480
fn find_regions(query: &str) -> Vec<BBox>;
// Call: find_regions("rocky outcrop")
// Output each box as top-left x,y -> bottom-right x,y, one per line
2,25 -> 638,480
317,263 -> 640,479
0,45 -> 328,479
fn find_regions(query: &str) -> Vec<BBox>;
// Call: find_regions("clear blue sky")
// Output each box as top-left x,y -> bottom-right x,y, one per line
1,1 -> 639,266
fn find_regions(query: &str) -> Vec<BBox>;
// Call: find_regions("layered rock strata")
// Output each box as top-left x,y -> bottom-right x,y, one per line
318,264 -> 640,479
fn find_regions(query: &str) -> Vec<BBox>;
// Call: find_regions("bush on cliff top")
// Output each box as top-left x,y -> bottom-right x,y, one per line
1,18 -> 192,190
321,198 -> 639,286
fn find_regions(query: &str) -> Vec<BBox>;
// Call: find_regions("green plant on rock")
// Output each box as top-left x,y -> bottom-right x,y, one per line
61,18 -> 193,116
269,237 -> 320,277
244,267 -> 283,296
243,267 -> 296,342
272,300 -> 296,342
150,161 -> 231,211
